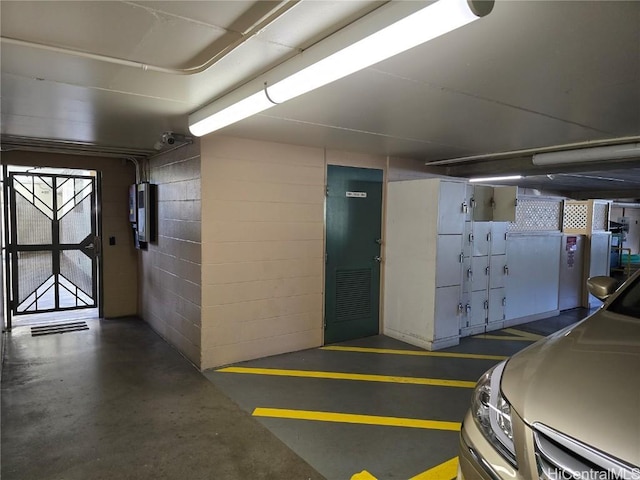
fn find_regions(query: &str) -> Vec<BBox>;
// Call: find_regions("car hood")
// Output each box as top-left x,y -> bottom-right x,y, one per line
501,310 -> 640,466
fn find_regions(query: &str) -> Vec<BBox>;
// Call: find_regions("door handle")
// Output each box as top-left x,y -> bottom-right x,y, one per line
374,256 -> 382,263
84,243 -> 94,250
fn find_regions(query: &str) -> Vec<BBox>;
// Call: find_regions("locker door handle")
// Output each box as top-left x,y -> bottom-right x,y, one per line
485,266 -> 490,276
465,304 -> 471,315
374,256 -> 382,263
461,202 -> 468,214
469,233 -> 474,243
459,253 -> 464,263
504,265 -> 509,275
467,268 -> 473,279
483,300 -> 489,310
458,303 -> 464,315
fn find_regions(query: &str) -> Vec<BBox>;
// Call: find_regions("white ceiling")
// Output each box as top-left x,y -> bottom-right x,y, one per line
1,0 -> 639,198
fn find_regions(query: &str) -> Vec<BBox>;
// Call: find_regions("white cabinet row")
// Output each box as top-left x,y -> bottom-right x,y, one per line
435,237 -> 509,291
384,178 -> 517,351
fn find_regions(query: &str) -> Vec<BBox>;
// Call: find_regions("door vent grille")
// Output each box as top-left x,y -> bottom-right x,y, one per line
336,269 -> 371,322
31,321 -> 89,337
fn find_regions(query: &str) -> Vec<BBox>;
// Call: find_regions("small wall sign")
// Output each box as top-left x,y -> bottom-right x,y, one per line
346,191 -> 367,198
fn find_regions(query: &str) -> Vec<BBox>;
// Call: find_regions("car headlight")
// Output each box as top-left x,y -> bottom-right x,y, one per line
471,360 -> 517,467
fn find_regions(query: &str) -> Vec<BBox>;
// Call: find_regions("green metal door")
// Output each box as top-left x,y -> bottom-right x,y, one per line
325,165 -> 383,344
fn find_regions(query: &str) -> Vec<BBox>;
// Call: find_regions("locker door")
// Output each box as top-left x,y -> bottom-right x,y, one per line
471,256 -> 489,291
465,184 -> 474,222
463,221 -> 473,258
436,235 -> 463,287
490,223 -> 508,255
488,288 -> 506,326
489,255 -> 507,289
470,290 -> 488,327
434,285 -> 462,339
462,256 -> 472,293
437,181 -> 466,234
472,222 -> 491,256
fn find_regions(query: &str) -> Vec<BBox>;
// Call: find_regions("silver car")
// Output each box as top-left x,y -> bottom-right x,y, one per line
458,272 -> 640,479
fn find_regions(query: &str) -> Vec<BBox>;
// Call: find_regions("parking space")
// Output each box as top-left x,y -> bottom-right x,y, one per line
204,310 -> 589,480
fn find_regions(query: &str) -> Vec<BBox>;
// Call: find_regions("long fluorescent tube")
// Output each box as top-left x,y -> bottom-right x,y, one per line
469,175 -> 522,183
189,0 -> 494,137
532,143 -> 640,166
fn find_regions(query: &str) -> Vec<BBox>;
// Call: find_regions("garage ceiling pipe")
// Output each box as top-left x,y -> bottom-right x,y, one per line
189,0 -> 495,137
424,136 -> 640,166
532,143 -> 640,166
0,0 -> 300,75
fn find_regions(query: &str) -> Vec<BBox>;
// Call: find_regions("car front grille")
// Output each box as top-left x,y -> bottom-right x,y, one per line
533,422 -> 638,480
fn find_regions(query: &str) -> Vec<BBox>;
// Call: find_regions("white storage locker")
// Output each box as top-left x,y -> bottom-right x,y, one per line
488,288 -> 506,327
470,290 -> 488,327
490,222 -> 508,255
436,235 -> 464,288
489,255 -> 508,289
471,256 -> 490,292
472,222 -> 492,257
435,285 -> 463,340
383,178 -> 467,350
438,181 -> 467,235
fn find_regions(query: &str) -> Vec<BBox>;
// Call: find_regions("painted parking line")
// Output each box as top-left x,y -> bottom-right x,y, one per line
253,407 -> 461,431
410,457 -> 458,480
474,327 -> 544,342
350,457 -> 458,480
504,328 -> 545,340
321,345 -> 507,361
351,471 -> 378,480
475,333 -> 534,341
217,367 -> 476,389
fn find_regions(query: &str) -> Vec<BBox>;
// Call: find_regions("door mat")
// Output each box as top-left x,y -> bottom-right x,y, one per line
31,321 -> 89,337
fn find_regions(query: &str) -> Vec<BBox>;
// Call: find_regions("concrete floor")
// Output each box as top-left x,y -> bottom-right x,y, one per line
205,309 -> 592,480
1,317 -> 324,480
1,309 -> 591,480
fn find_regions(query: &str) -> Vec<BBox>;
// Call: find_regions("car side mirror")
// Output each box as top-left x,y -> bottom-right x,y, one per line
587,276 -> 619,301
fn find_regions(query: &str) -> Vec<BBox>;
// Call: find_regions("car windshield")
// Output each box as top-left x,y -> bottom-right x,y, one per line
607,275 -> 640,319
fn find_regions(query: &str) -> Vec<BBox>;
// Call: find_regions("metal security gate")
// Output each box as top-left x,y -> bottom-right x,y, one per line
7,173 -> 98,316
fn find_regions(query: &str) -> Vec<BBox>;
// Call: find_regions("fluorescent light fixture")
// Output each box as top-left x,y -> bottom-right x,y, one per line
532,143 -> 640,166
189,0 -> 494,137
469,175 -> 522,183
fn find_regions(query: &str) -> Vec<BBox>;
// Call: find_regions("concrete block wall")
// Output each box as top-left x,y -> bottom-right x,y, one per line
199,136 -> 326,369
139,141 -> 202,367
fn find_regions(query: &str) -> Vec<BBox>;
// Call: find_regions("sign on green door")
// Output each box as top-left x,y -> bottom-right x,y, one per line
325,165 -> 383,344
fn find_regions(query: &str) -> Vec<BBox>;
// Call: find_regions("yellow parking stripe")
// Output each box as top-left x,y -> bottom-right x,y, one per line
474,334 -> 535,341
217,367 -> 476,389
321,345 -> 507,361
252,408 -> 461,431
475,327 -> 545,342
351,471 -> 378,480
409,457 -> 459,480
504,328 -> 545,340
